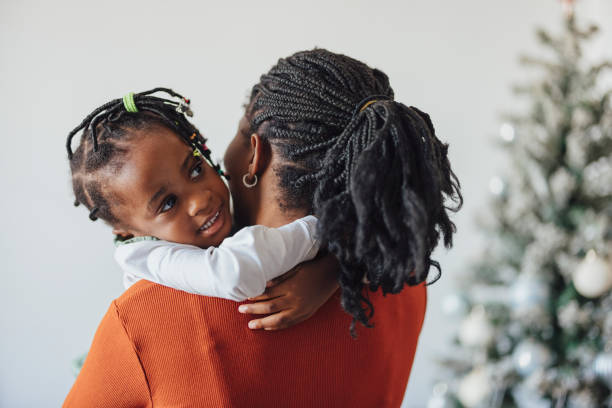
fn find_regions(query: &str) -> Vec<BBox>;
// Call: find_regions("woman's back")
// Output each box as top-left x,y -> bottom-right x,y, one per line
65,278 -> 426,407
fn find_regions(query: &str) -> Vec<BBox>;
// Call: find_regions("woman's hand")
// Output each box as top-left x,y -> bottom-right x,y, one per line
237,254 -> 340,330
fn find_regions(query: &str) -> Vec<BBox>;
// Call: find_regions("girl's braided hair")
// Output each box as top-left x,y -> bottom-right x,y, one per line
246,49 -> 463,333
66,88 -> 223,226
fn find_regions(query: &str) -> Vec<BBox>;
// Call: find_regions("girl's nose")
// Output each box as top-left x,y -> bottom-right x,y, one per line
187,189 -> 213,218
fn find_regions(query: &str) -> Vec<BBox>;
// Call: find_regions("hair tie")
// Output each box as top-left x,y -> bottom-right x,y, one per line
352,95 -> 392,117
359,100 -> 378,112
123,92 -> 139,113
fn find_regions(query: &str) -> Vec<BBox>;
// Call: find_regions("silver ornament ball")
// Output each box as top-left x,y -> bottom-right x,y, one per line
512,339 -> 552,376
511,273 -> 549,314
593,352 -> 612,387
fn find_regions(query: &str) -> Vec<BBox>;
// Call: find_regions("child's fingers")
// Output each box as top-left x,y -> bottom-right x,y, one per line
246,292 -> 282,302
246,310 -> 295,331
238,296 -> 287,315
247,294 -> 269,301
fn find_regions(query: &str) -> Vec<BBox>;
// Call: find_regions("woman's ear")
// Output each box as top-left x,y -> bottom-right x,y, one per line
248,133 -> 267,177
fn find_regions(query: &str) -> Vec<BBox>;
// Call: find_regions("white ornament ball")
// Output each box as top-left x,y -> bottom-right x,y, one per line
427,382 -> 454,408
511,382 -> 551,408
499,123 -> 516,143
512,339 -> 552,376
510,273 -> 549,314
442,293 -> 469,317
488,176 -> 506,197
572,249 -> 612,298
458,305 -> 494,347
582,156 -> 612,197
593,352 -> 612,387
457,367 -> 491,408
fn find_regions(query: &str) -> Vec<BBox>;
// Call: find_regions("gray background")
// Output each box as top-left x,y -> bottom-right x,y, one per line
1,0 -> 610,406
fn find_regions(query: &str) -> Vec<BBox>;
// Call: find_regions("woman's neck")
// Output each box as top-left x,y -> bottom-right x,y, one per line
251,177 -> 307,228
255,204 -> 308,228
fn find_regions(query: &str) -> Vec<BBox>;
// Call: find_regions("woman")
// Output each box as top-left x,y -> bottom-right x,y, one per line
64,49 -> 462,407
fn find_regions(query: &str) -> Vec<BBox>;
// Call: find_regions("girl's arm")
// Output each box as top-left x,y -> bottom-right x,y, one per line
238,253 -> 340,330
115,215 -> 319,301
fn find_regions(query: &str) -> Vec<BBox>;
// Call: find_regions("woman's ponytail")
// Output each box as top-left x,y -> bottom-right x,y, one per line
312,100 -> 462,332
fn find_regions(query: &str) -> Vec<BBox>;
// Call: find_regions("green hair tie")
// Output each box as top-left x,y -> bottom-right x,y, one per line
123,92 -> 138,113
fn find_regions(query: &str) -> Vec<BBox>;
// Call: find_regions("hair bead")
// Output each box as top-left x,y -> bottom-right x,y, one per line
89,207 -> 99,221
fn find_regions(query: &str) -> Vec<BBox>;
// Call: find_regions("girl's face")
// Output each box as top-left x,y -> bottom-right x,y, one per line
110,126 -> 232,249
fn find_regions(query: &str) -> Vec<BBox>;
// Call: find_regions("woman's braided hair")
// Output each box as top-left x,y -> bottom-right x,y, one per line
66,88 -> 224,226
246,49 -> 463,333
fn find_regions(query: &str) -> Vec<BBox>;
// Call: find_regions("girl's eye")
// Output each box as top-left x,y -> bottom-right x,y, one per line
190,162 -> 203,180
160,195 -> 177,213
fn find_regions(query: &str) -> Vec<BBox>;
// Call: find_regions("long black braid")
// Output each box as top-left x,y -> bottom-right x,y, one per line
246,49 -> 463,334
67,87 -> 225,226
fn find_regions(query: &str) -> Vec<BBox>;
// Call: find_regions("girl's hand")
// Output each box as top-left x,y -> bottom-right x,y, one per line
237,254 -> 339,330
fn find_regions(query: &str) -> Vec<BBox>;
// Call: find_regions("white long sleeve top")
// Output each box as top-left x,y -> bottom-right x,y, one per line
114,215 -> 319,301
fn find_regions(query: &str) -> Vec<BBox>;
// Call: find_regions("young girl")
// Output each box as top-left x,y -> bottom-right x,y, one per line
66,88 -> 330,328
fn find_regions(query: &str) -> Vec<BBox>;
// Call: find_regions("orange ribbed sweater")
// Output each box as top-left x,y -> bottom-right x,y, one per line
64,279 -> 426,407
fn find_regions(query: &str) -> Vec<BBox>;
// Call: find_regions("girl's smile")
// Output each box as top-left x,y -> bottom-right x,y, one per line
197,205 -> 225,236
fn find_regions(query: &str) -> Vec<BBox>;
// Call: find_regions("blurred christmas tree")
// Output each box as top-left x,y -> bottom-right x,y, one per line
429,4 -> 612,408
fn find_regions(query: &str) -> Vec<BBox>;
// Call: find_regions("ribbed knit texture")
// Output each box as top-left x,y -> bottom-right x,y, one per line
64,280 -> 426,407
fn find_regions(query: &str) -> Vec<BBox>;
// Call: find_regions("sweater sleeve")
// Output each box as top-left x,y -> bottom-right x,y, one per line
63,302 -> 152,408
115,215 -> 320,301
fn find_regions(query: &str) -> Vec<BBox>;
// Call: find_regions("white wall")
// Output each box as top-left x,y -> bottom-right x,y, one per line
1,1 -> 610,406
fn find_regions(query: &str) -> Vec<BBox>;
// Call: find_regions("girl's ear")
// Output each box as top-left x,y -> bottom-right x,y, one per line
248,133 -> 268,177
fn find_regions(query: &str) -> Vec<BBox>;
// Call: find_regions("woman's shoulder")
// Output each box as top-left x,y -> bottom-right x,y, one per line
114,280 -> 214,316
112,280 -> 237,335
114,279 -> 175,307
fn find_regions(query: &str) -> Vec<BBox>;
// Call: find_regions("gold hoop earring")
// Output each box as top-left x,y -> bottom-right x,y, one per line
242,173 -> 258,188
